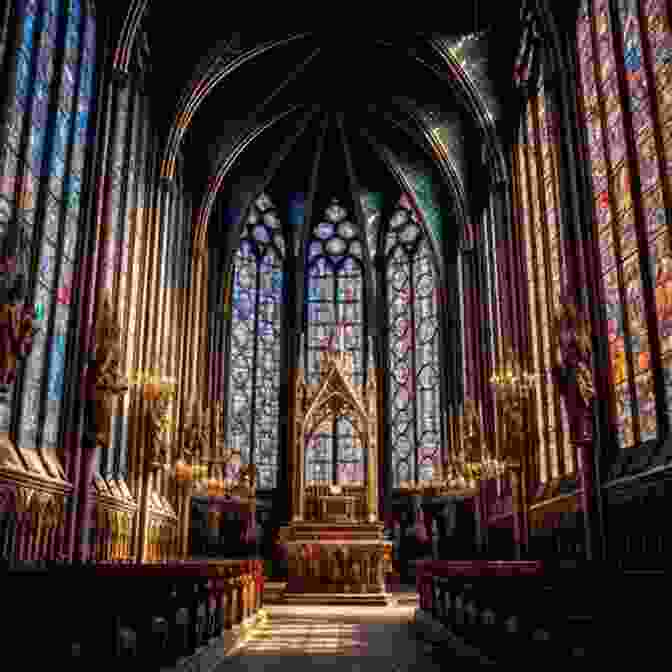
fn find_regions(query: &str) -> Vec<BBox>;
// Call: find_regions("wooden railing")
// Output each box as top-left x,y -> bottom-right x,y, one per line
6,558 -> 264,669
416,560 -> 667,664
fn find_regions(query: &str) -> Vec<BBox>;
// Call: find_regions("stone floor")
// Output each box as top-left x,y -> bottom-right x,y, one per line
214,601 -> 496,670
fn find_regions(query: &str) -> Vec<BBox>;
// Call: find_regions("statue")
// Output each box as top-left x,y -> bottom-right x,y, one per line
184,395 -> 209,460
0,284 -> 39,391
502,398 -> 525,461
462,398 -> 481,462
89,292 -> 128,449
148,390 -> 171,469
552,298 -> 595,441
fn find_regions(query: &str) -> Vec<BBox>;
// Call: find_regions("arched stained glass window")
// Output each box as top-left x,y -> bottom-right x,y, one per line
386,196 -> 442,487
226,193 -> 284,490
0,0 -> 96,464
577,0 -> 672,449
515,54 -> 571,484
304,199 -> 365,485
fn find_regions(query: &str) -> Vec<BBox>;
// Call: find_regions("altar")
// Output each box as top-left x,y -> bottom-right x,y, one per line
280,344 -> 392,605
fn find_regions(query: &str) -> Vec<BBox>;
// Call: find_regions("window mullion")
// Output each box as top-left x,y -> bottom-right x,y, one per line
249,253 -> 261,467
409,253 -> 419,484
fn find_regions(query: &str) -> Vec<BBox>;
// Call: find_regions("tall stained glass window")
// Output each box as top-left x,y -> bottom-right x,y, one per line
577,0 -> 672,449
0,0 -> 96,464
386,195 -> 442,487
304,199 -> 365,485
515,54 -> 571,483
226,193 -> 284,490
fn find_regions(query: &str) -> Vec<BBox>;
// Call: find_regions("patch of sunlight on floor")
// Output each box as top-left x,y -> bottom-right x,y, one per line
235,614 -> 369,657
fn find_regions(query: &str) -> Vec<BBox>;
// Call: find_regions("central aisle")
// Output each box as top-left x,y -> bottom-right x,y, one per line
216,603 -> 490,670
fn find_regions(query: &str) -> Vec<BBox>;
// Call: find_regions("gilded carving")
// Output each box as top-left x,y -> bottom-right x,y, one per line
552,298 -> 595,440
148,390 -> 171,470
462,398 -> 481,462
0,296 -> 39,391
89,292 -> 128,449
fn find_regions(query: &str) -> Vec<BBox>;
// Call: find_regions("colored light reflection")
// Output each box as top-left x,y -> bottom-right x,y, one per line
237,615 -> 367,656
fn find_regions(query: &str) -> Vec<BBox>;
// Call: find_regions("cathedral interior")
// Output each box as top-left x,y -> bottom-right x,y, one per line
1,0 -> 671,668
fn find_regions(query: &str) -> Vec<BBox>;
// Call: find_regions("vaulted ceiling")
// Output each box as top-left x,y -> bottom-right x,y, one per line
107,4 -> 527,253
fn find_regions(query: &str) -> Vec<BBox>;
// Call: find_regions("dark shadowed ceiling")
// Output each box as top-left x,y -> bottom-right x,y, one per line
107,4 -> 526,250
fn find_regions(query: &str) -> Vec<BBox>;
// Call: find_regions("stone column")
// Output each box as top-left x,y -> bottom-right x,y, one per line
296,428 -> 305,521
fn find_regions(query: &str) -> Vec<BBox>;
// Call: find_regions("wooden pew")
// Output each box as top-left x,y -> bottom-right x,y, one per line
416,560 -> 668,665
5,558 -> 264,669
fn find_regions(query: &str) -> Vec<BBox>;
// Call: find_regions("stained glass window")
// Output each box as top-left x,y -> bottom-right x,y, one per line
577,0 -> 672,449
226,193 -> 284,490
0,1 -> 96,464
515,55 -> 570,483
386,197 -> 442,487
304,199 -> 365,485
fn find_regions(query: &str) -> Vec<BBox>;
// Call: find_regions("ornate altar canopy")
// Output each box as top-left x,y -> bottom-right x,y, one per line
280,345 -> 392,605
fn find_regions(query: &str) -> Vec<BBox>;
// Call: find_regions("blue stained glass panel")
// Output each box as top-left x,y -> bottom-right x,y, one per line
15,52 -> 33,104
38,240 -> 56,286
317,222 -> 334,239
47,332 -> 66,401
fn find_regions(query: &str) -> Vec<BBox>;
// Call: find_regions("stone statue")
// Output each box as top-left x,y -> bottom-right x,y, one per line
89,292 -> 128,449
552,298 -> 595,441
462,398 -> 481,462
184,395 -> 209,460
0,286 -> 39,390
148,391 -> 171,469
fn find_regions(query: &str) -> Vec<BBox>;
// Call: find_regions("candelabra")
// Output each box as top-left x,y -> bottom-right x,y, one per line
189,446 -> 243,498
128,369 -> 177,402
489,347 -> 536,559
490,347 -> 536,467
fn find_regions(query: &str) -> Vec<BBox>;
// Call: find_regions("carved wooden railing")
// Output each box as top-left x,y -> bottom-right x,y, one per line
416,560 -> 667,665
6,558 -> 264,668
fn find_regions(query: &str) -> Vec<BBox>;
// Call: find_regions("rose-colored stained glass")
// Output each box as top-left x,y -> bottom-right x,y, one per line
642,1 -> 672,141
636,370 -> 658,441
617,210 -> 638,259
651,231 -> 672,355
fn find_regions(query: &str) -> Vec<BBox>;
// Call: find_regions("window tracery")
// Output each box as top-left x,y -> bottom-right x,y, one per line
304,199 -> 365,485
226,193 -> 283,490
385,197 -> 442,487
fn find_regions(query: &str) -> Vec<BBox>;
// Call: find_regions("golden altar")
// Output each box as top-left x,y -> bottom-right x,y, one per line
318,493 -> 355,522
280,345 -> 392,605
